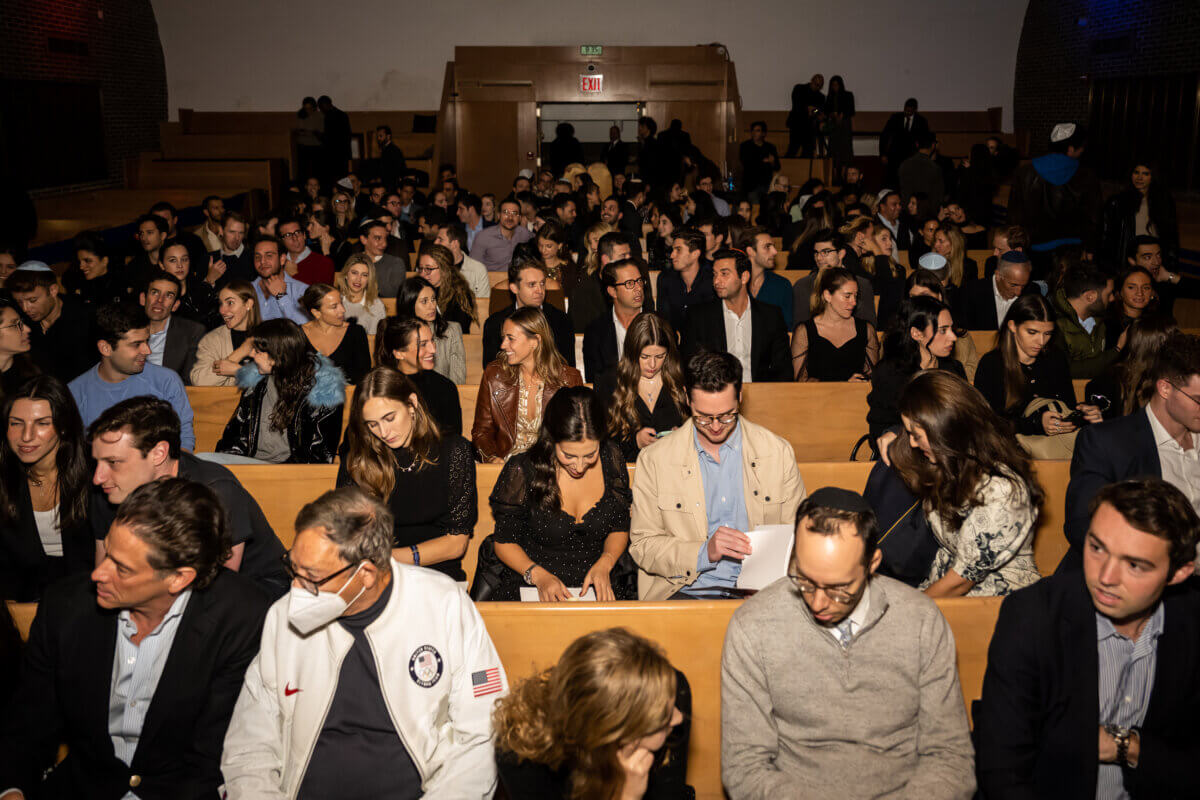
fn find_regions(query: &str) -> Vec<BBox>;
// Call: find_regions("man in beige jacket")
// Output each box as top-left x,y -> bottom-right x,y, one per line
630,351 -> 805,600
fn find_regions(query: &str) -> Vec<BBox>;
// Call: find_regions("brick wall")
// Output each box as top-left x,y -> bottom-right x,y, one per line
0,0 -> 166,191
1014,0 -> 1200,156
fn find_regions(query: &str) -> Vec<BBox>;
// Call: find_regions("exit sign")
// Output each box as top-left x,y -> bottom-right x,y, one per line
580,74 -> 603,94
580,45 -> 603,56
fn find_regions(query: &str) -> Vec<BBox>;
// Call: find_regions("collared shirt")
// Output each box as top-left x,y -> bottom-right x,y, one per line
877,216 -> 901,259
612,308 -> 629,357
255,272 -> 311,325
824,581 -> 871,645
1146,405 -> 1200,519
1079,314 -> 1097,335
110,590 -> 193,796
1095,603 -> 1164,800
468,224 -> 533,270
199,224 -> 222,254
147,316 -> 171,367
705,191 -> 731,217
221,243 -> 245,259
993,276 -> 1018,328
687,423 -> 749,595
723,300 -> 753,380
465,218 -> 485,251
657,263 -> 715,333
291,246 -> 313,264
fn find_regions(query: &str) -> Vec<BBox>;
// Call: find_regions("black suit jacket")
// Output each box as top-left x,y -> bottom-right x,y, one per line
879,112 -> 930,162
162,314 -> 205,384
0,480 -> 93,601
680,298 -> 791,382
481,303 -> 576,368
975,570 -> 1200,799
957,275 -> 1038,330
1062,409 -> 1161,571
582,310 -> 621,383
0,570 -> 269,799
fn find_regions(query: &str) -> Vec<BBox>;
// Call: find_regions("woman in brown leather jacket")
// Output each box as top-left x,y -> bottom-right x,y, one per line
472,306 -> 583,463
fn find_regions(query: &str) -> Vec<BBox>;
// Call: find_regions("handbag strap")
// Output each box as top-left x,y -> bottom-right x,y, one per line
877,500 -> 920,545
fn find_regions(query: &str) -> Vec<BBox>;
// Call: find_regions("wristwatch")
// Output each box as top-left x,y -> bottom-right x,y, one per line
1104,724 -> 1133,766
523,564 -> 538,585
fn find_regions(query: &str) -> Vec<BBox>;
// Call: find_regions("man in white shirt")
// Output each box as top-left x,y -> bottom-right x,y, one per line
435,224 -> 491,298
582,258 -> 644,381
141,272 -> 204,382
198,195 -> 225,253
960,250 -> 1033,330
874,190 -> 910,255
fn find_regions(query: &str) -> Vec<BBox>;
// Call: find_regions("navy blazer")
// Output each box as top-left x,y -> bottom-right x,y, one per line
975,570 -> 1200,799
1063,409 -> 1160,571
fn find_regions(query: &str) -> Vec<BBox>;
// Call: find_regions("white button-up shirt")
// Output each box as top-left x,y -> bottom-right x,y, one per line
993,275 -> 1018,328
1147,405 -> 1200,518
723,300 -> 753,380
613,308 -> 629,358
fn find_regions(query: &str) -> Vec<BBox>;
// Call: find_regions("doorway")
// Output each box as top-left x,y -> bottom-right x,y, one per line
538,102 -> 641,168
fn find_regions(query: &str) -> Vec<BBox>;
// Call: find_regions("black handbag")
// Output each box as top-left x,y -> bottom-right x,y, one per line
469,536 -> 511,601
862,461 -> 939,587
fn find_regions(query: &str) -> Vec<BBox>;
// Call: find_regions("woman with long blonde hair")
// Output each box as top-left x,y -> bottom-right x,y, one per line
336,253 -> 386,335
330,190 -> 357,238
494,628 -> 691,800
581,221 -> 616,277
930,223 -> 974,286
595,314 -> 689,462
338,366 -> 476,579
190,281 -> 262,386
472,306 -> 583,462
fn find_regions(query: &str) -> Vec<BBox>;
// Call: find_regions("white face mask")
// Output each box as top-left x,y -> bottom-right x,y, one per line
287,562 -> 367,635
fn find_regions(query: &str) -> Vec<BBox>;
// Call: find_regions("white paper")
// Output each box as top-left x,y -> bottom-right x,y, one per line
735,524 -> 795,590
519,586 -> 598,602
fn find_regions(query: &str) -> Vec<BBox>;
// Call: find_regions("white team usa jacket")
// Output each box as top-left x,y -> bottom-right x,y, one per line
220,559 -> 508,799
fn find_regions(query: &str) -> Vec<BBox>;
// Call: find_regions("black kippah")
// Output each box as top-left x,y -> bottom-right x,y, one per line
807,486 -> 872,514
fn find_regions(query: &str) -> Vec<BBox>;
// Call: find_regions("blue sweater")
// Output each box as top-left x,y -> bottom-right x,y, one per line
69,363 -> 196,451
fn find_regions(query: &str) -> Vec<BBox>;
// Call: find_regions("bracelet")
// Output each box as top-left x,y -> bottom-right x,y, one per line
523,564 -> 538,585
410,545 -> 420,566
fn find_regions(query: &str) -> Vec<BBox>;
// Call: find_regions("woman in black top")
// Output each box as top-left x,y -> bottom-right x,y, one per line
0,376 -> 93,601
374,316 -> 463,436
489,386 -> 634,601
299,283 -> 371,385
494,628 -> 692,800
64,232 -> 135,308
595,313 -> 690,463
338,366 -> 476,580
973,294 -> 1102,435
0,298 -> 39,400
1100,160 -> 1179,268
160,239 -> 221,329
867,297 -> 964,443
646,205 -> 682,272
792,268 -> 879,381
824,75 -> 856,182
1087,315 -> 1178,419
1105,265 -> 1158,350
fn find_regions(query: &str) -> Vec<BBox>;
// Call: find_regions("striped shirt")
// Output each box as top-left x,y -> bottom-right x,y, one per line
109,590 -> 192,798
1095,603 -> 1164,800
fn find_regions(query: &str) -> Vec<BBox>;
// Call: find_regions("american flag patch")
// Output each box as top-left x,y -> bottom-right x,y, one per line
471,667 -> 502,697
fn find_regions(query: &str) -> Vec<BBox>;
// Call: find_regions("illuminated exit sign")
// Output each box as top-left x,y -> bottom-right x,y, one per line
580,45 -> 603,56
580,74 -> 603,94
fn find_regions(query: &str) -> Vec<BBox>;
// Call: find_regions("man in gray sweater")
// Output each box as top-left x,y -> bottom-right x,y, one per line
720,488 -> 976,799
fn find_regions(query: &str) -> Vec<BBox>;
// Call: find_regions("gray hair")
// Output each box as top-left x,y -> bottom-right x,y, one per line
295,486 -> 393,569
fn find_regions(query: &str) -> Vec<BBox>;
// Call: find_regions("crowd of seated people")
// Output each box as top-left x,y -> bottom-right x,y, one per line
1,102 -> 1200,800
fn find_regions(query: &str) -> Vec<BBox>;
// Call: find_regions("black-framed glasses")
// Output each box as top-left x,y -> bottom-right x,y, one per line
1170,384 -> 1200,407
693,411 -> 738,427
787,572 -> 858,604
281,553 -> 357,596
613,278 -> 646,290
814,248 -> 838,257
281,230 -> 305,239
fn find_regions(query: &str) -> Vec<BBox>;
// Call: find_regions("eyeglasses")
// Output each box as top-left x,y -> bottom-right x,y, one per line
281,231 -> 305,239
613,278 -> 646,290
0,320 -> 26,332
814,248 -> 838,257
417,265 -> 440,274
333,199 -> 349,206
281,553 -> 357,596
787,572 -> 858,604
1170,384 -> 1200,407
692,411 -> 738,427
500,209 -> 521,217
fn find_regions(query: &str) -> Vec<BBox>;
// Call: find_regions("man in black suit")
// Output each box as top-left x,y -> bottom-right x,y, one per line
879,98 -> 929,186
600,124 -> 630,178
482,260 -> 575,367
582,258 -> 646,381
975,478 -> 1200,799
140,272 -> 204,384
682,248 -> 791,382
374,125 -> 406,188
957,250 -> 1034,331
0,478 -> 269,799
785,74 -> 825,158
1063,332 -> 1200,572
317,96 -> 351,187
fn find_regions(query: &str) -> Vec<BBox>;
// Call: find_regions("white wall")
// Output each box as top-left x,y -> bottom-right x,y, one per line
153,0 -> 1027,128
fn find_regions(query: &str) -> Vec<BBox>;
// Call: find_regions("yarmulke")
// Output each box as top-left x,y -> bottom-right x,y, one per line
1000,250 -> 1029,265
1050,123 -> 1076,143
15,260 -> 52,273
918,252 -> 947,271
518,168 -> 534,179
336,176 -> 354,189
807,487 -> 873,515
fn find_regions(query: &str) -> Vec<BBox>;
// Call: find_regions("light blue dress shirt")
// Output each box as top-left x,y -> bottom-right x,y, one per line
255,273 -> 311,325
146,318 -> 170,367
109,590 -> 192,798
685,423 -> 750,595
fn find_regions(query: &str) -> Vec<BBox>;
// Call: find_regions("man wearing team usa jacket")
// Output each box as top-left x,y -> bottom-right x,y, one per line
220,486 -> 507,799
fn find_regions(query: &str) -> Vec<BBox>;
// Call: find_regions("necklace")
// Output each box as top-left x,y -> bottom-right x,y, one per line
394,449 -> 418,473
639,376 -> 661,408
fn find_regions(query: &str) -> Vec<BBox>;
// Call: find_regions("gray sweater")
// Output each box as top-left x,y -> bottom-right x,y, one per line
720,576 -> 975,799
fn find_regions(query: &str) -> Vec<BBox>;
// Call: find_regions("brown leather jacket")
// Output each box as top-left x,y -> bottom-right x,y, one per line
471,362 -> 583,461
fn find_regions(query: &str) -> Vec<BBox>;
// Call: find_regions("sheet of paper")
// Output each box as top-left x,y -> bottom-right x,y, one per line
736,524 -> 796,590
519,586 -> 598,602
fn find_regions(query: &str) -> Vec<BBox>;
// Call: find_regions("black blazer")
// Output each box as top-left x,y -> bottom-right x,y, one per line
0,480 -> 94,601
957,275 -> 1038,331
879,112 -> 929,161
481,303 -> 577,368
582,310 -> 620,383
680,298 -> 791,382
162,315 -> 206,384
975,570 -> 1200,799
1063,409 -> 1160,571
0,570 -> 270,799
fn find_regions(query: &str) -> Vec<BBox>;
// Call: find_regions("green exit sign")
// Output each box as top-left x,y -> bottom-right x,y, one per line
580,45 -> 603,57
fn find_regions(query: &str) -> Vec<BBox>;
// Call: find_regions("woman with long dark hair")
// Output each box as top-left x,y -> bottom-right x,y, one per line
594,314 -> 689,463
646,206 -> 682,272
375,316 -> 462,436
893,370 -> 1043,597
791,268 -> 879,381
487,386 -> 634,601
823,75 -> 856,181
867,296 -> 963,442
299,283 -> 371,384
535,221 -> 581,296
307,210 -> 352,266
64,232 -> 134,308
495,628 -> 691,799
973,294 -> 1100,435
1087,315 -> 1179,419
415,243 -> 479,334
397,276 -> 466,385
0,297 -> 39,399
159,239 -> 221,328
0,376 -> 93,600
1101,160 -> 1179,267
338,366 -> 476,580
215,318 -> 346,463
1105,265 -> 1158,350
